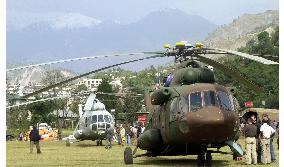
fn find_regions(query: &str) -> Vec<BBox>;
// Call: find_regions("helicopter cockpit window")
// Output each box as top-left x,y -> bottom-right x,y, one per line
204,91 -> 216,107
104,115 -> 110,123
179,96 -> 189,112
217,91 -> 233,111
98,115 -> 104,122
92,115 -> 97,123
190,92 -> 202,112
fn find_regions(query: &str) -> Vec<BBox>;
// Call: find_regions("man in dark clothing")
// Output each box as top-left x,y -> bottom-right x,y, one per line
137,123 -> 142,138
29,125 -> 41,154
243,118 -> 258,165
105,126 -> 114,149
125,124 -> 132,146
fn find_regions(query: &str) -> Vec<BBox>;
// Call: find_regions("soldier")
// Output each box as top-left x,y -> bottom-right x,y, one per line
29,125 -> 41,154
105,126 -> 114,149
242,117 -> 257,165
260,119 -> 275,164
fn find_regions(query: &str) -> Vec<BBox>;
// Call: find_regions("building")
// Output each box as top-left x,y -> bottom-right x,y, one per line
77,78 -> 102,91
109,78 -> 122,89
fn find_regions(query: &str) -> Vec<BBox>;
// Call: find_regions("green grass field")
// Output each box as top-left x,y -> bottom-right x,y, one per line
7,139 -> 279,167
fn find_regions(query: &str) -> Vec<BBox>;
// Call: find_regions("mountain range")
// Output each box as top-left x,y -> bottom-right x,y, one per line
6,9 -> 279,87
7,9 -> 217,65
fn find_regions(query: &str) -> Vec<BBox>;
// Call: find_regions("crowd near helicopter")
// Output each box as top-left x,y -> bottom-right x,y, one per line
7,41 -> 278,167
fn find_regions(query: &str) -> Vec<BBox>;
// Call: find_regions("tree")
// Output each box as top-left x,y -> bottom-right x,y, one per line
6,107 -> 30,134
74,84 -> 88,93
255,31 -> 274,56
97,78 -> 117,111
27,100 -> 57,125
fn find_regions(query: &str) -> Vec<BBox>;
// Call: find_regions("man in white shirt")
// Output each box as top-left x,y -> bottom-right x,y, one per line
260,119 -> 276,164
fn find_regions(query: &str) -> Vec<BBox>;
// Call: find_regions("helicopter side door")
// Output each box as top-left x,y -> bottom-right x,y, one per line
161,97 -> 179,144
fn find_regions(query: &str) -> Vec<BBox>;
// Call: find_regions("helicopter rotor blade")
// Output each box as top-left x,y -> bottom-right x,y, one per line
195,54 -> 265,93
23,54 -> 164,98
6,95 -> 70,109
143,51 -> 165,55
7,52 -> 145,72
209,48 -> 279,65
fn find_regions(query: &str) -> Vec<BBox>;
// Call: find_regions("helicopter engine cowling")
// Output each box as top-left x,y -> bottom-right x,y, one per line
151,88 -> 174,105
170,67 -> 214,86
137,129 -> 163,150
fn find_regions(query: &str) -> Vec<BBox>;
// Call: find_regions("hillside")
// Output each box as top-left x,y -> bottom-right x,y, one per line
6,67 -> 75,86
204,10 -> 279,50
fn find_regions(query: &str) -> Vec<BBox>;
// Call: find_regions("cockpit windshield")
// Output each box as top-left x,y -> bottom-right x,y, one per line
204,91 -> 216,107
104,115 -> 110,123
217,91 -> 233,111
92,115 -> 97,123
190,92 -> 202,112
98,115 -> 104,122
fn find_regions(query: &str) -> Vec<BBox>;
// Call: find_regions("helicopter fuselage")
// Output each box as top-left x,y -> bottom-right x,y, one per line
74,109 -> 114,141
138,83 -> 240,155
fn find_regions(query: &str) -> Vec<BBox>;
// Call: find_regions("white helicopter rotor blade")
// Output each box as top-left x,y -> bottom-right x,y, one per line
83,93 -> 96,111
78,104 -> 84,117
6,52 -> 145,72
213,48 -> 279,65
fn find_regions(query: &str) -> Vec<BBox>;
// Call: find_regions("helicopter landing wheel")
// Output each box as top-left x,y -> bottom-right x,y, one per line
197,154 -> 205,167
205,152 -> 212,167
124,147 -> 133,164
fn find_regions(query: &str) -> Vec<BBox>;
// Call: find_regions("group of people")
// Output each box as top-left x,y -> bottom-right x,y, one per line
109,122 -> 145,148
242,113 -> 278,165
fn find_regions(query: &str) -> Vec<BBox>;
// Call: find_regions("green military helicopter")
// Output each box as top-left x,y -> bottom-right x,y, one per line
20,41 -> 278,167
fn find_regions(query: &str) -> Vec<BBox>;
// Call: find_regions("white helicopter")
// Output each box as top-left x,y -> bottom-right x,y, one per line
66,93 -> 115,146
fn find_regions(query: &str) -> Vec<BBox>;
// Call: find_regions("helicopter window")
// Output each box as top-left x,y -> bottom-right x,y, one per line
170,98 -> 178,113
179,96 -> 189,112
92,115 -> 97,123
98,115 -> 104,122
204,91 -> 216,107
104,115 -> 110,123
217,91 -> 233,111
190,92 -> 202,112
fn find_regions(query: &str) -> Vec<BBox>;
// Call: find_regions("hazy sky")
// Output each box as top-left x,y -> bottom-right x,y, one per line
7,0 -> 279,25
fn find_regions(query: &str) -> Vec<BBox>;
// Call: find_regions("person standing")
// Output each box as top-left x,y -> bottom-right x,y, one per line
137,123 -> 142,138
105,126 -> 114,149
262,113 -> 276,162
120,124 -> 126,146
130,125 -> 137,145
242,118 -> 258,165
116,125 -> 121,145
125,124 -> 132,146
260,119 -> 275,164
29,125 -> 41,154
141,123 -> 145,134
250,114 -> 261,163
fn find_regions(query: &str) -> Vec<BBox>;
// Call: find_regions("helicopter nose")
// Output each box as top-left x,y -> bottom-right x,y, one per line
182,106 -> 237,141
